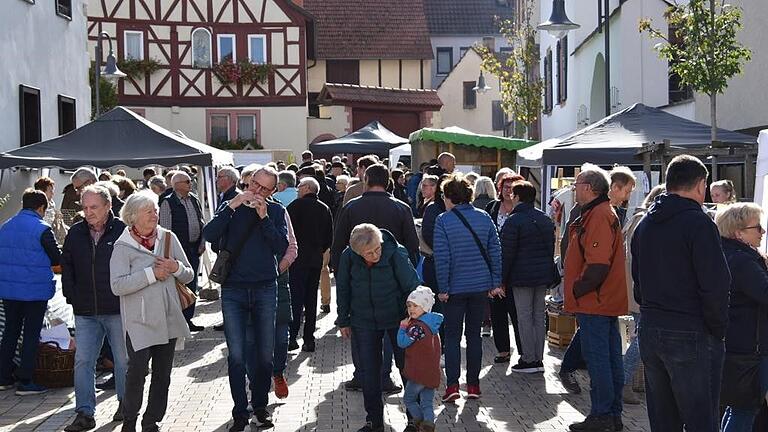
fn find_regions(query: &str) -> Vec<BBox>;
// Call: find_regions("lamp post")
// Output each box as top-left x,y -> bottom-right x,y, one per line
473,71 -> 491,94
538,0 -> 612,118
93,31 -> 126,117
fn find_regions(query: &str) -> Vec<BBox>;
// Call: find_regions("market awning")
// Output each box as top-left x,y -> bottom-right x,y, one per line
409,126 -> 536,151
0,107 -> 234,169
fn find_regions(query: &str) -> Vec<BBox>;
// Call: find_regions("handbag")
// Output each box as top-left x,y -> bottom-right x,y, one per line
720,307 -> 763,409
209,211 -> 260,284
163,233 -> 197,310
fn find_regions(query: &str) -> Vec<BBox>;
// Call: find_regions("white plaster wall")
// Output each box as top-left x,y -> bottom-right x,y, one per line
431,35 -> 510,87
0,1 -> 92,222
437,50 -> 504,136
692,0 -> 768,132
139,106 -> 309,160
307,106 -> 349,143
539,0 -> 669,140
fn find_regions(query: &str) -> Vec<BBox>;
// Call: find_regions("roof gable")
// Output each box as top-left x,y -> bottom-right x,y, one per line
302,0 -> 433,60
424,0 -> 514,35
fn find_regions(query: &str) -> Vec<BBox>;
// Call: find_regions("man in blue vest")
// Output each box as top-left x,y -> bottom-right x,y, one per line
159,171 -> 205,331
0,189 -> 61,395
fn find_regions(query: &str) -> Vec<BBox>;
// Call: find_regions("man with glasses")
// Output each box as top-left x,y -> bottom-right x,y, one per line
159,171 -> 205,331
203,166 -> 288,431
62,168 -> 98,221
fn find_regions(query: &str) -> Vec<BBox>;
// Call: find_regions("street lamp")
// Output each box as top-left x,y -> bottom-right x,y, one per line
473,71 -> 491,94
93,31 -> 126,117
538,0 -> 611,118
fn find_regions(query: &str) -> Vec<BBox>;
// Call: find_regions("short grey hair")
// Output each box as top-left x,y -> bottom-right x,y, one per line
241,164 -> 262,180
464,172 -> 479,185
278,170 -> 296,188
71,167 -> 97,184
171,171 -> 191,185
579,163 -> 610,195
473,176 -> 497,200
255,166 -> 279,187
120,190 -> 158,226
349,223 -> 383,255
716,202 -> 763,239
218,166 -> 240,185
94,180 -> 119,198
336,175 -> 350,185
299,177 -> 319,193
495,167 -> 514,184
148,175 -> 166,190
81,184 -> 112,205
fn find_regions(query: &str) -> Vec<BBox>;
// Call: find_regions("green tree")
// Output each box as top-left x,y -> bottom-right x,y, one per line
89,63 -> 119,119
476,4 -> 542,139
639,0 -> 751,142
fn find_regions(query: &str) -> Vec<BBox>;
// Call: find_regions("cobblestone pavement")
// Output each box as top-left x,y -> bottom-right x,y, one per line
0,295 -> 650,432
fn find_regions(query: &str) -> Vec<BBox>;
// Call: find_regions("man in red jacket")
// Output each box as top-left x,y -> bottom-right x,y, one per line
564,164 -> 628,432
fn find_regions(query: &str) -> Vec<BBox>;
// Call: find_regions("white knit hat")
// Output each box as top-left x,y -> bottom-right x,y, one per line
407,286 -> 435,313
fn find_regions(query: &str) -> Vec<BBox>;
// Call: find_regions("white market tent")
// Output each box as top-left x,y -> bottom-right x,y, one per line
388,143 -> 411,169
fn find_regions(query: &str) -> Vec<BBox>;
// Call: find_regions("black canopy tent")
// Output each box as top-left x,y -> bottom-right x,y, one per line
541,103 -> 756,166
0,107 -> 233,169
308,121 -> 408,156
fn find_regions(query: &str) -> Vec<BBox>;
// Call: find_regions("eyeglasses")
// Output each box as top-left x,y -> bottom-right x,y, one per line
570,182 -> 591,190
250,179 -> 275,193
176,179 -> 191,184
744,225 -> 766,233
361,244 -> 382,258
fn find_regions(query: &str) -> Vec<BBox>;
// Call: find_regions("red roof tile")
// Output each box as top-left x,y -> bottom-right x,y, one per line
302,0 -> 433,60
424,0 -> 514,35
319,84 -> 442,109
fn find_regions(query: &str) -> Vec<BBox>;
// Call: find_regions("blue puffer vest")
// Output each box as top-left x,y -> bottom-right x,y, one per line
0,209 -> 56,301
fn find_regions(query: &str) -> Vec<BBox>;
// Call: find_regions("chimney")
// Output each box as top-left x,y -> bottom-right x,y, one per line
482,36 -> 495,52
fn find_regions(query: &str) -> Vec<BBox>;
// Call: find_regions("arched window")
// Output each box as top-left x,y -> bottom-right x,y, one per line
191,28 -> 212,68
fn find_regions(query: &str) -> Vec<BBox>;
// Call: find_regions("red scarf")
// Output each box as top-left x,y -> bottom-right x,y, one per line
131,226 -> 157,251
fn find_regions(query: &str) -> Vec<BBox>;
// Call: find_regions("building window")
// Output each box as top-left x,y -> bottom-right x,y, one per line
308,92 -> 320,118
57,95 -> 76,135
499,46 -> 514,55
19,85 -> 41,147
544,49 -> 553,113
668,27 -> 693,103
248,35 -> 267,64
191,28 -> 212,68
492,100 -> 506,131
459,46 -> 470,59
326,60 -> 360,85
436,48 -> 453,75
209,114 -> 230,143
217,34 -> 236,63
463,81 -> 477,109
556,36 -> 568,104
237,115 -> 256,141
124,31 -> 144,60
56,0 -> 72,19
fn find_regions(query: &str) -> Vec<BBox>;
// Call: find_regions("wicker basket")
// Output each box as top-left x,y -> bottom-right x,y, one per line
33,341 -> 75,388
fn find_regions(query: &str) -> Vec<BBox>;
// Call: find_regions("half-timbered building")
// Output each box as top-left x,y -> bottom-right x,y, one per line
88,0 -> 313,157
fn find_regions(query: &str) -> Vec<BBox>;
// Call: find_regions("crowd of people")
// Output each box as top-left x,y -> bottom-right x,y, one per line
0,149 -> 765,432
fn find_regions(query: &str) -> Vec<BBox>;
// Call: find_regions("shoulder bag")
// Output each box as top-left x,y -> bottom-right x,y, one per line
163,233 -> 197,310
209,211 -> 260,284
451,208 -> 493,276
720,306 -> 763,409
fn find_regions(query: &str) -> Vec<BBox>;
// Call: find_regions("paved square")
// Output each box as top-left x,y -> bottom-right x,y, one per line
0,296 -> 650,431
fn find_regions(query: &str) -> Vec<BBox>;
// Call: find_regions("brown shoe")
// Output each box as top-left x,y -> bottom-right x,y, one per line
419,421 -> 435,432
273,374 -> 289,399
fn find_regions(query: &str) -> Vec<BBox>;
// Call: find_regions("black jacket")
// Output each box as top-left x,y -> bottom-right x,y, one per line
331,191 -> 419,270
722,237 -> 768,355
287,194 -> 333,269
61,213 -> 126,316
500,202 -> 556,288
631,193 -> 731,339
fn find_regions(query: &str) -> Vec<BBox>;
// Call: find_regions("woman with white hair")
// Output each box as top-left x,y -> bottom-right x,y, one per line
471,176 -> 496,211
717,203 -> 768,430
110,191 -> 194,432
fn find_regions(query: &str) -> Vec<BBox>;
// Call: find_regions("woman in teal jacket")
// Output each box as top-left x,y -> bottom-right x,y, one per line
335,224 -> 420,432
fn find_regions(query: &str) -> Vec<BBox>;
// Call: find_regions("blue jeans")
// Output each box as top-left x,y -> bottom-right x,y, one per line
222,281 -> 277,419
272,322 -> 290,376
351,326 -> 405,427
623,313 -> 641,384
404,381 -> 435,423
561,329 -> 586,373
576,314 -> 623,417
720,356 -> 768,431
352,333 -> 394,384
289,264 -> 321,343
640,326 -> 724,432
444,292 -> 486,386
0,299 -> 47,384
74,315 -> 128,416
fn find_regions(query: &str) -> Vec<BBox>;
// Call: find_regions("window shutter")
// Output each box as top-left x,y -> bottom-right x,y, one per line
492,101 -> 505,131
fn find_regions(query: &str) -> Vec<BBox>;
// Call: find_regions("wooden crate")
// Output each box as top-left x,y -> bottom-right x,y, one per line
547,312 -> 576,349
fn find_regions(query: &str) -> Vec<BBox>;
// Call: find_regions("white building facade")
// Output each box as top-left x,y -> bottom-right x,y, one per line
0,0 -> 92,219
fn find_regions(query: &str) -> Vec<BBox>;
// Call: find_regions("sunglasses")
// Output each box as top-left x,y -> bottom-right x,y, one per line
744,225 -> 766,233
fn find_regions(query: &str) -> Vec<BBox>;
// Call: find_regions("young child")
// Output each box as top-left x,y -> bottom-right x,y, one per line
397,286 -> 444,432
